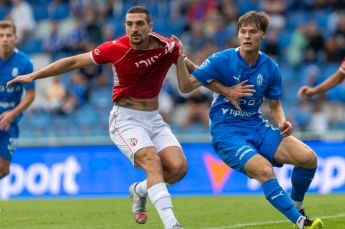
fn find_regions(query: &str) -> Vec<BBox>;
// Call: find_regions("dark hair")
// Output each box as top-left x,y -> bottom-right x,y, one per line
237,11 -> 270,33
127,6 -> 151,23
0,20 -> 16,34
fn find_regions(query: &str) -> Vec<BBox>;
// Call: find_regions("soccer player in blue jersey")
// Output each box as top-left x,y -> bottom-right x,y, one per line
175,11 -> 323,229
0,20 -> 35,179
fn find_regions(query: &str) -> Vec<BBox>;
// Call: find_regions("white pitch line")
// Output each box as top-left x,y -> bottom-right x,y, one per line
203,212 -> 345,229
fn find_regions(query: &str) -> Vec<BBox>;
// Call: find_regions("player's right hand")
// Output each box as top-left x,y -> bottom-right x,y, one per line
226,80 -> 255,110
298,85 -> 317,97
6,74 -> 33,88
171,35 -> 185,57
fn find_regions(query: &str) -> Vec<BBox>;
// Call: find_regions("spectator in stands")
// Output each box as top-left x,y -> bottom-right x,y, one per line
303,20 -> 325,63
44,76 -> 67,115
181,20 -> 207,53
48,0 -> 69,20
65,71 -> 88,111
219,0 -> 239,36
7,0 -> 35,43
259,0 -> 286,31
64,17 -> 87,54
42,20 -> 64,61
204,9 -> 233,49
292,99 -> 313,131
325,13 -> 345,62
186,0 -> 218,25
287,24 -> 308,67
264,28 -> 280,60
84,9 -> 102,44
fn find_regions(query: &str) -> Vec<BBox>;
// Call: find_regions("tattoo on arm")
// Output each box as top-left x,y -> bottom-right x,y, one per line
184,58 -> 198,73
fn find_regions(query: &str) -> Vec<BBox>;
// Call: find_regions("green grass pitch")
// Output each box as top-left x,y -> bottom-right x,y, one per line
0,194 -> 344,228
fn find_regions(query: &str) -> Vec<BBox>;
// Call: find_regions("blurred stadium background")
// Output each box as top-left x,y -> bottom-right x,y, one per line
0,1 -> 345,227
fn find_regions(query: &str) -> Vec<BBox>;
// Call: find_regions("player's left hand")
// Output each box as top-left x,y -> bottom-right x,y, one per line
298,85 -> 317,98
225,80 -> 255,110
279,121 -> 293,137
0,110 -> 15,131
6,74 -> 33,88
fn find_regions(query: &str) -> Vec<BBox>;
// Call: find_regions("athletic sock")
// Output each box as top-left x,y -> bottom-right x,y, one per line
262,178 -> 302,223
296,216 -> 307,229
148,183 -> 178,229
291,167 -> 316,204
135,180 -> 147,197
292,200 -> 303,211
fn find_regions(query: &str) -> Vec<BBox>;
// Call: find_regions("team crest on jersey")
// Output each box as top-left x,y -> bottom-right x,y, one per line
94,49 -> 100,55
130,138 -> 138,147
12,68 -> 18,77
256,74 -> 263,86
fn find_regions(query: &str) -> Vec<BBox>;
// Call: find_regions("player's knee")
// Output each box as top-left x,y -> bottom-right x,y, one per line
296,149 -> 318,168
254,166 -> 275,182
141,151 -> 162,173
165,160 -> 188,184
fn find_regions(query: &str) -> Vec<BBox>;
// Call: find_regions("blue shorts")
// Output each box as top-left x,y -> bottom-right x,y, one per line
211,121 -> 283,174
0,124 -> 19,161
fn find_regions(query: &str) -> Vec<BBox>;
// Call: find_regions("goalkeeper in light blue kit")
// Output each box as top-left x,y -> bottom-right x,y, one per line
0,20 -> 35,179
176,11 -> 323,229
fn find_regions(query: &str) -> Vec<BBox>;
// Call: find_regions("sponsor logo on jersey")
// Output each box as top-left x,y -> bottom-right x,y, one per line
94,49 -> 100,55
134,50 -> 168,68
233,75 -> 241,82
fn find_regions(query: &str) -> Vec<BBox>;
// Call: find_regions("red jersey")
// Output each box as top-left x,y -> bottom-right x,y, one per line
339,58 -> 345,74
90,32 -> 180,102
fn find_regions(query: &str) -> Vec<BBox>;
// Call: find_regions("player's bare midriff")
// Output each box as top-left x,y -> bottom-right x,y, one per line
116,96 -> 159,111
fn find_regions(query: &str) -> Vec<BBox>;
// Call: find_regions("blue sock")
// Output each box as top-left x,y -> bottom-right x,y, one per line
291,167 -> 316,202
262,178 -> 301,223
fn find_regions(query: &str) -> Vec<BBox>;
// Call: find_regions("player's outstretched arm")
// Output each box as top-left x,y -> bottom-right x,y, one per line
298,70 -> 345,97
7,53 -> 94,87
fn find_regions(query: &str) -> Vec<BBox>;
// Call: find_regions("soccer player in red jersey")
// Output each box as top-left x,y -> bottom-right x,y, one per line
298,58 -> 345,97
7,6 -> 253,229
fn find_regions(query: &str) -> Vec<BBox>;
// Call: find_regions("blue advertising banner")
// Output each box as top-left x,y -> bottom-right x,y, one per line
0,141 -> 345,199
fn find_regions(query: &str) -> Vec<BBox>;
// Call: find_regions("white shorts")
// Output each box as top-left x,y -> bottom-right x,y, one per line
109,105 -> 182,165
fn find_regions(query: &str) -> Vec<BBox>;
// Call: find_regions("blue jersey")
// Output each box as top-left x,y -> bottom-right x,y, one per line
192,48 -> 282,129
0,49 -> 34,124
